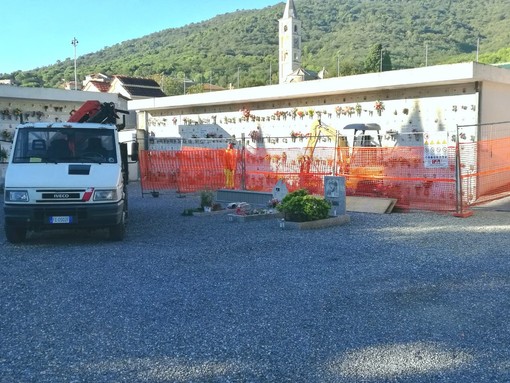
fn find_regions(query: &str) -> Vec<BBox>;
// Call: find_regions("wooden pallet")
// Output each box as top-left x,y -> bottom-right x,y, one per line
346,196 -> 397,214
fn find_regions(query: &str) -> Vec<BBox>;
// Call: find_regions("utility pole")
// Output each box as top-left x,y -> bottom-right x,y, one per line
380,47 -> 383,72
237,67 -> 240,89
476,38 -> 480,62
71,37 -> 79,90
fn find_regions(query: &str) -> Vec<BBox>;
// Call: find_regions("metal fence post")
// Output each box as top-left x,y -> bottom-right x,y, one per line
333,131 -> 339,176
241,133 -> 246,190
454,124 -> 473,217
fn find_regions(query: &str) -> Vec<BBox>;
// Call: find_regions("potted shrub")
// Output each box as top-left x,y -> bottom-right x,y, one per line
200,190 -> 214,212
277,189 -> 331,222
0,147 -> 7,162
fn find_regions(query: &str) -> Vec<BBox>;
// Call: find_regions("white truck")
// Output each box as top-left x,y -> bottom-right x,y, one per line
3,101 -> 137,243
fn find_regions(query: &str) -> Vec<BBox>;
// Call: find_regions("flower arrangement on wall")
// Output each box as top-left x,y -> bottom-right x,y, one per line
375,100 -> 385,116
355,103 -> 362,116
290,131 -> 309,142
241,108 -> 251,120
249,129 -> 262,142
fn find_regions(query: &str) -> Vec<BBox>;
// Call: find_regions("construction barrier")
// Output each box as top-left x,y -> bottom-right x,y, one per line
463,137 -> 510,205
139,148 -> 241,194
139,151 -> 179,193
138,136 -> 510,212
139,145 -> 455,211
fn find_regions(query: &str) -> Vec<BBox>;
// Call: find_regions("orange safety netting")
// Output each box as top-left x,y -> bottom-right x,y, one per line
139,151 -> 179,193
139,145 -> 463,211
465,137 -> 510,205
139,148 -> 241,193
241,146 -> 457,211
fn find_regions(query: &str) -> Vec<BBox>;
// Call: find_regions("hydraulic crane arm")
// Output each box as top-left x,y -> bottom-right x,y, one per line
68,101 -> 129,130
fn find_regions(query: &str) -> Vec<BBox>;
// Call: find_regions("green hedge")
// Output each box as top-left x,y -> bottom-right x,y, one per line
277,189 -> 331,222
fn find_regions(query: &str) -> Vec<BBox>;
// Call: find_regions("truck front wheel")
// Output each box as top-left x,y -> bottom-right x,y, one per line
5,224 -> 27,243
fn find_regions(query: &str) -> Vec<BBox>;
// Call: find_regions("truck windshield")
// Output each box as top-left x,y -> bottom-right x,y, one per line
12,128 -> 117,164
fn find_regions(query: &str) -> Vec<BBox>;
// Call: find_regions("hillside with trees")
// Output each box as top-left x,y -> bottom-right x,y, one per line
3,0 -> 510,95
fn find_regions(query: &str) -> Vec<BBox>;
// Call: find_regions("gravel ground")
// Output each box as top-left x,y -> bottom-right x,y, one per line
1,182 -> 510,382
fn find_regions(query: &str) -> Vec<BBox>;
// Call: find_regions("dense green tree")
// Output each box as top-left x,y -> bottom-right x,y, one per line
364,44 -> 393,73
160,77 -> 185,96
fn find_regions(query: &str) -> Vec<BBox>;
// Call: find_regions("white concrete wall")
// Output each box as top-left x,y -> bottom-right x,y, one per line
479,80 -> 510,139
139,85 -> 479,151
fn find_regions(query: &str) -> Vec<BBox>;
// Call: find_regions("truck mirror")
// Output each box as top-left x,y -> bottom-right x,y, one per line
131,142 -> 139,162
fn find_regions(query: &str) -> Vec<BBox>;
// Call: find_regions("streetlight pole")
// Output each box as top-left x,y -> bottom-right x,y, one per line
71,37 -> 78,90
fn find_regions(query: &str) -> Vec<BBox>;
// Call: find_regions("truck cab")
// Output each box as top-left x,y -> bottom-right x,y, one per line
4,121 -> 129,242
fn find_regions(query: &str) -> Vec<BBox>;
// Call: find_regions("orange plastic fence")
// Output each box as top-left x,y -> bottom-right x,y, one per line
464,137 -> 510,205
241,146 -> 457,210
139,148 -> 241,193
139,145 -> 466,211
139,151 -> 179,193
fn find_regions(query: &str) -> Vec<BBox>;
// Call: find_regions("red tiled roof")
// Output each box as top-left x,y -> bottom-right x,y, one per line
89,80 -> 111,92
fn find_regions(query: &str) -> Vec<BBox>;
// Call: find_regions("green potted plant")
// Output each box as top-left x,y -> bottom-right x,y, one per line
1,129 -> 12,141
200,189 -> 214,212
277,189 -> 331,222
0,147 -> 7,162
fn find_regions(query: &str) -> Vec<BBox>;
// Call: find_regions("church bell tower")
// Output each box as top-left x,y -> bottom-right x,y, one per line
279,0 -> 301,84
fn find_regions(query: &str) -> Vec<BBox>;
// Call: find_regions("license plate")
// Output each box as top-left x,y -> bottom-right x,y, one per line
49,216 -> 72,224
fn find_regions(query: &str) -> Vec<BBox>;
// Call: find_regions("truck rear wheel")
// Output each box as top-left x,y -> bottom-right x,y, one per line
5,224 -> 27,243
109,211 -> 126,241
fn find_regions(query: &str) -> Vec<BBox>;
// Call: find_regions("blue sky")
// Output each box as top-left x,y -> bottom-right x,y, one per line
0,0 -> 282,74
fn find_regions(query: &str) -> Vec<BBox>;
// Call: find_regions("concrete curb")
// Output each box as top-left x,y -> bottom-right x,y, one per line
282,214 -> 350,230
227,212 -> 284,222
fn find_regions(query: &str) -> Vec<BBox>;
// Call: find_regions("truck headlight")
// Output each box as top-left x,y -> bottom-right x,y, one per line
93,190 -> 117,201
6,190 -> 29,202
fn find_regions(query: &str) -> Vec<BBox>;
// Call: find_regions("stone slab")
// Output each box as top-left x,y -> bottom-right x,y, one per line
346,196 -> 397,214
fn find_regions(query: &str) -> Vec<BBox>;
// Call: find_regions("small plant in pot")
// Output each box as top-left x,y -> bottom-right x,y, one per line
200,189 -> 214,211
0,147 -> 8,162
276,189 -> 331,222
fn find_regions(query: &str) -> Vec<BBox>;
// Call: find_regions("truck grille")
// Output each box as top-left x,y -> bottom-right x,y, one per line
36,189 -> 86,203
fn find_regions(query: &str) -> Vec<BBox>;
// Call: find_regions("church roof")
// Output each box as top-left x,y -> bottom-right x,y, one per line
287,67 -> 319,82
283,0 -> 297,18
